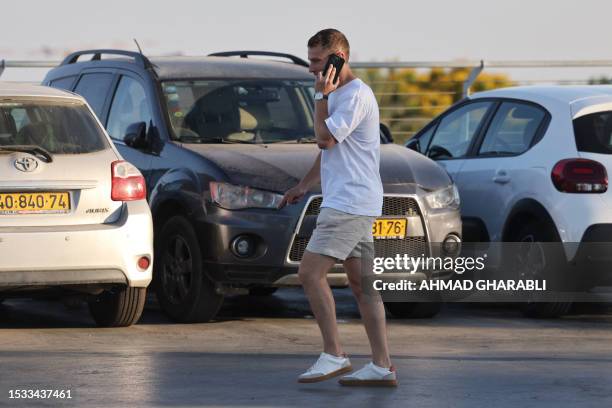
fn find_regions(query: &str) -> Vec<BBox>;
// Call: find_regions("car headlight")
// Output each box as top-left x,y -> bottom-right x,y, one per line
424,184 -> 460,210
209,182 -> 283,210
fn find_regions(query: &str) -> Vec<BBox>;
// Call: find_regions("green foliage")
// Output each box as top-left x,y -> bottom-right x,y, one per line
588,76 -> 612,85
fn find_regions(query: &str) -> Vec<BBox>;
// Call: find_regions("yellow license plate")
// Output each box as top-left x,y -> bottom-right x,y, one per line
372,218 -> 407,239
0,192 -> 71,214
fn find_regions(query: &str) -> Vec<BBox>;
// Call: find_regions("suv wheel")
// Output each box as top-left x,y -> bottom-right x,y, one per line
88,287 -> 146,327
384,302 -> 441,318
513,222 -> 572,318
155,216 -> 224,323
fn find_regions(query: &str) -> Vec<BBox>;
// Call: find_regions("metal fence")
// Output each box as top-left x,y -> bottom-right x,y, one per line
4,58 -> 612,144
350,60 -> 612,143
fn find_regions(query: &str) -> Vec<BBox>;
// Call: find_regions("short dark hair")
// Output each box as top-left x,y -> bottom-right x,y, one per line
307,28 -> 350,58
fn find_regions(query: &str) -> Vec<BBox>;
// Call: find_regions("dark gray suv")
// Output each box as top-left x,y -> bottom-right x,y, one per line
43,49 -> 461,322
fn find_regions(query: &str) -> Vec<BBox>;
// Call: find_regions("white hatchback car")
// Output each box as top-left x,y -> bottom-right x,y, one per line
407,85 -> 612,317
0,83 -> 153,326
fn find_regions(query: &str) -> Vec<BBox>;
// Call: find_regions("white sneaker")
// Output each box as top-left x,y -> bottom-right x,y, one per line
338,362 -> 398,387
298,352 -> 352,383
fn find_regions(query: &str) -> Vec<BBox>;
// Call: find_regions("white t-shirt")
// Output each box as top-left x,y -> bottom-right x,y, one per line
321,78 -> 383,217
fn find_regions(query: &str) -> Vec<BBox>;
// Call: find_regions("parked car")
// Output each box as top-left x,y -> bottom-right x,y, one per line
406,85 -> 612,317
0,83 -> 153,326
43,49 -> 461,321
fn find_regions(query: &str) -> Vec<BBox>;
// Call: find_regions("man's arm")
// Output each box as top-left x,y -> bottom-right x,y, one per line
278,152 -> 321,208
314,66 -> 339,150
315,99 -> 337,150
300,150 -> 322,189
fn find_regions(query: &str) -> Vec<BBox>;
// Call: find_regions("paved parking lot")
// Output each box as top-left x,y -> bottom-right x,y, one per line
1,288 -> 611,407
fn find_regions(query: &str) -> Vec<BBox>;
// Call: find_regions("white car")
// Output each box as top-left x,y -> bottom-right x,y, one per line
407,85 -> 612,317
0,83 -> 153,326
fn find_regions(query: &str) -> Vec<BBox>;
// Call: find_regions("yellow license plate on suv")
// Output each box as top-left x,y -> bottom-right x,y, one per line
372,218 -> 407,239
0,192 -> 71,214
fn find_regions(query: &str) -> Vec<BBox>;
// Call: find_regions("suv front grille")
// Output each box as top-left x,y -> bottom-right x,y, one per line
303,196 -> 421,217
288,196 -> 427,263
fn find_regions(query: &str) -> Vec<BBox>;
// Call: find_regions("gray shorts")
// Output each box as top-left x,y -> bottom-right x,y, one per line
305,207 -> 376,261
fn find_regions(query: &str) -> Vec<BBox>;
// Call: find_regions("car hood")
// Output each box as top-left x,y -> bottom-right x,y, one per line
182,143 -> 451,193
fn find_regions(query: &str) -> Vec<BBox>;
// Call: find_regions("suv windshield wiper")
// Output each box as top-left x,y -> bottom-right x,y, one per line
0,145 -> 54,163
178,136 -> 257,145
275,136 -> 317,144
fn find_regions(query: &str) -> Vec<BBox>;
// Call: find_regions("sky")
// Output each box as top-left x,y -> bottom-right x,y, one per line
1,0 -> 611,82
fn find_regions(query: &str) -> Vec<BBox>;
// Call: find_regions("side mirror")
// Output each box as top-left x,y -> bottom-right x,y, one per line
123,122 -> 148,149
428,145 -> 453,160
379,123 -> 393,144
405,137 -> 420,152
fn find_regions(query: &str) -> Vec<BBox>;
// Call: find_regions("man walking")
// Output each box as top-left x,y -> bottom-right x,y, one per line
278,28 -> 397,387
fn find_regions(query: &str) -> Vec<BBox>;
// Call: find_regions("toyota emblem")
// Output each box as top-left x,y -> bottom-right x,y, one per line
14,157 -> 39,172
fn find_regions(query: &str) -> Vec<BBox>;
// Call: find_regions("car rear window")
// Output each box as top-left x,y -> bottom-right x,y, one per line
0,99 -> 109,154
573,111 -> 612,154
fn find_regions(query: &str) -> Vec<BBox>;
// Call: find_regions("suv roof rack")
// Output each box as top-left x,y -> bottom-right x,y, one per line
60,49 -> 154,69
208,51 -> 309,67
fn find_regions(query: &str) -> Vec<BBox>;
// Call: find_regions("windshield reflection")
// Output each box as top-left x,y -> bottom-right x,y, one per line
162,80 -> 314,144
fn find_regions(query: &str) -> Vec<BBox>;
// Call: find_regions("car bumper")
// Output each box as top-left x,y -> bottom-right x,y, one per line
568,224 -> 612,287
196,194 -> 461,286
0,200 -> 153,289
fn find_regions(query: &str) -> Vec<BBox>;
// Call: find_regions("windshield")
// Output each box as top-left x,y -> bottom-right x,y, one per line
162,80 -> 314,144
0,99 -> 108,154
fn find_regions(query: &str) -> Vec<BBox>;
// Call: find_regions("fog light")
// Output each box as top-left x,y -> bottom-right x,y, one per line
231,235 -> 254,258
137,256 -> 151,270
442,234 -> 461,255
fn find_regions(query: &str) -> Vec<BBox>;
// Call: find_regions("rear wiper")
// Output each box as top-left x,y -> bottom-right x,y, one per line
0,145 -> 53,163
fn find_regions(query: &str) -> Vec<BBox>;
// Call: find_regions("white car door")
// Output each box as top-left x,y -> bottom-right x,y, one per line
456,100 -> 548,242
422,100 -> 497,192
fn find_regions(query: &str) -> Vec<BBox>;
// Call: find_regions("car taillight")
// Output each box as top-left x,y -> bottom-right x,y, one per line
111,160 -> 146,201
551,158 -> 608,193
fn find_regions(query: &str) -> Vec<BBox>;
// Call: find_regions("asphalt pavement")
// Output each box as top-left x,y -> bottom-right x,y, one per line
1,288 -> 611,407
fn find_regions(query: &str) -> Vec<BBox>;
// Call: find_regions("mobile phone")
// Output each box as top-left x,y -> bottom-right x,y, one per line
323,54 -> 345,84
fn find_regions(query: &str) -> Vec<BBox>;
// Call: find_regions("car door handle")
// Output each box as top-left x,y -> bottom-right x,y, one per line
493,170 -> 510,184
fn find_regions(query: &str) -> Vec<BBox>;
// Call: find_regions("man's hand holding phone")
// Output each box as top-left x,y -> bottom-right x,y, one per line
315,54 -> 345,96
315,66 -> 339,96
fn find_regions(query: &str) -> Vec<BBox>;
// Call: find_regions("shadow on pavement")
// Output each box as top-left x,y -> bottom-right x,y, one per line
0,288 -> 610,329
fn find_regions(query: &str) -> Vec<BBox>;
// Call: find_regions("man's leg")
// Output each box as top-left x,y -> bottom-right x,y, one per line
343,256 -> 392,368
298,250 -> 343,356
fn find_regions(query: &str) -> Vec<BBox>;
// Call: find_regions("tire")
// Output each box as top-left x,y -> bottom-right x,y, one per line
154,216 -> 224,323
249,287 -> 278,296
88,287 -> 146,327
385,302 -> 441,318
512,222 -> 572,318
